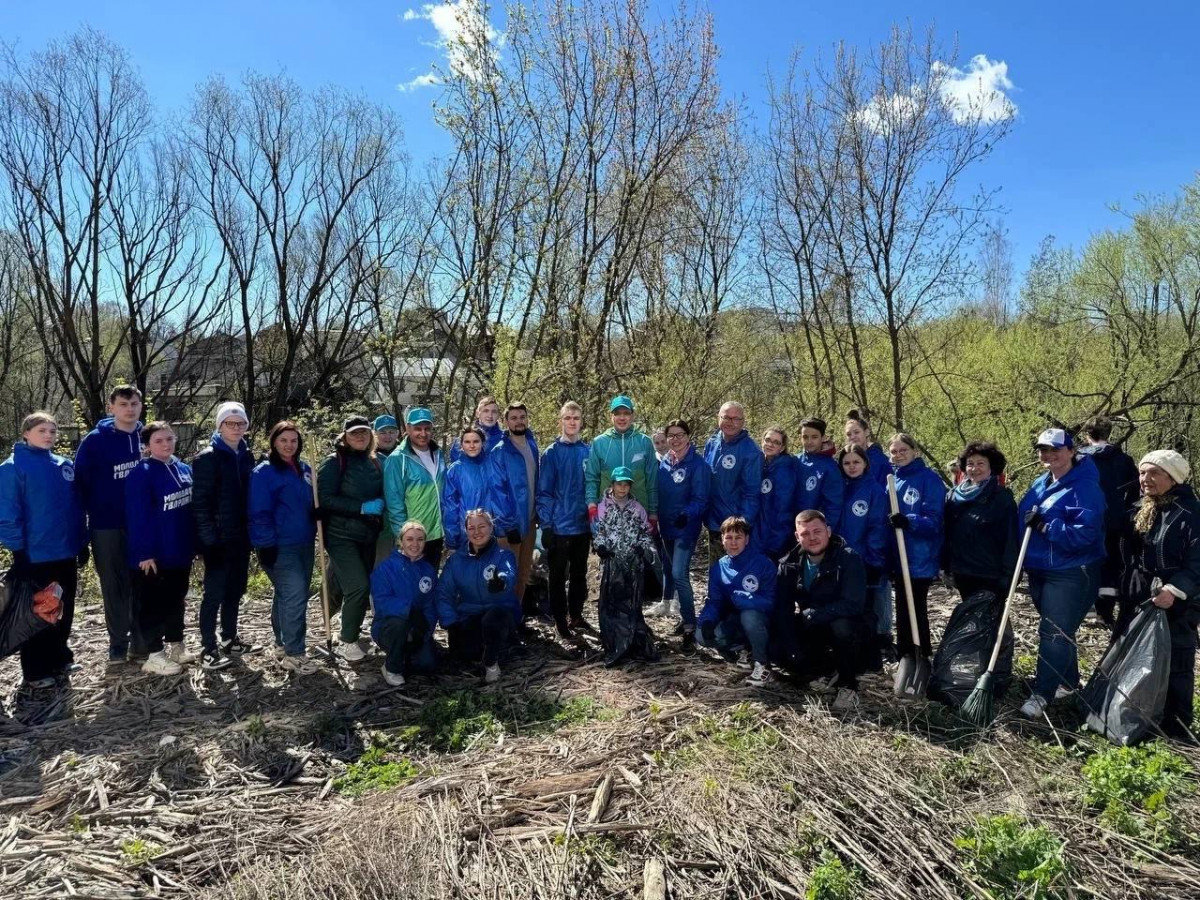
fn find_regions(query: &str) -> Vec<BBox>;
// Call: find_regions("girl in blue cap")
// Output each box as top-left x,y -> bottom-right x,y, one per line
593,466 -> 658,666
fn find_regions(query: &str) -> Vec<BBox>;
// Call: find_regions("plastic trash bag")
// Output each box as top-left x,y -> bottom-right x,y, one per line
1082,602 -> 1170,746
0,568 -> 63,660
929,590 -> 1013,709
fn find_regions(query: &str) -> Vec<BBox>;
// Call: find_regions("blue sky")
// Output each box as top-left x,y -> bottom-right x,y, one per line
2,0 -> 1197,275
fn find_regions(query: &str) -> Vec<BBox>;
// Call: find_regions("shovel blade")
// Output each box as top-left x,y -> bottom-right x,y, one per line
893,653 -> 930,700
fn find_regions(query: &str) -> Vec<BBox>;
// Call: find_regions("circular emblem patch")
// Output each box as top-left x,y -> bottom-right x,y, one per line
852,499 -> 869,517
805,476 -> 818,492
483,564 -> 497,581
721,454 -> 736,470
419,576 -> 433,593
61,464 -> 75,482
672,469 -> 686,484
741,574 -> 759,593
304,471 -> 313,485
903,488 -> 920,506
761,478 -> 773,494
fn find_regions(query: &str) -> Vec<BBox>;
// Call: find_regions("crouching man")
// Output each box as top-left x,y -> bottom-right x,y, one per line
778,510 -> 873,711
697,516 -> 778,687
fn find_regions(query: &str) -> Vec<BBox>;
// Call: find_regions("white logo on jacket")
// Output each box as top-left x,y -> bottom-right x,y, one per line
852,500 -> 869,517
304,471 -> 313,485
805,475 -> 818,492
903,487 -> 920,506
761,479 -> 773,494
483,564 -> 497,581
741,574 -> 759,593
721,454 -> 736,470
672,469 -> 686,484
419,576 -> 433,593
631,452 -> 645,463
61,464 -> 75,482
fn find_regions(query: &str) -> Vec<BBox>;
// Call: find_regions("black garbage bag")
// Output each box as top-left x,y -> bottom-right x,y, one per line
593,499 -> 658,665
929,590 -> 1013,709
0,568 -> 62,660
1081,601 -> 1170,746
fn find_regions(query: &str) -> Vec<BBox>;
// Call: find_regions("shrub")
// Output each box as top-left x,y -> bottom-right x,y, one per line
334,744 -> 419,797
1081,742 -> 1192,846
954,814 -> 1069,900
805,850 -> 862,900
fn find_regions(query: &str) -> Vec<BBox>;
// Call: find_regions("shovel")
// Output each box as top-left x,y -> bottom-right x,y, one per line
888,474 -> 930,700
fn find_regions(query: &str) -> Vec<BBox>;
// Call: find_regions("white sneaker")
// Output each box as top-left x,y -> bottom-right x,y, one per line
1054,684 -> 1076,700
484,663 -> 501,684
1020,694 -> 1050,719
280,654 -> 319,675
832,688 -> 860,712
746,662 -> 773,686
381,665 -> 406,687
645,599 -> 672,617
165,642 -> 197,665
735,649 -> 753,670
142,651 -> 184,676
809,673 -> 840,694
338,639 -> 366,662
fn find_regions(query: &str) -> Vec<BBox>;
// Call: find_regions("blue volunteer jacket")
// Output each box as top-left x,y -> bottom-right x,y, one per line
754,453 -> 799,558
0,443 -> 86,563
1017,455 -> 1107,571
536,437 -> 591,537
795,451 -> 844,533
886,458 -> 945,578
436,538 -> 521,627
699,546 -> 778,625
489,430 -> 540,540
449,421 -> 504,464
74,417 -> 144,530
248,459 -> 317,549
839,473 -> 889,570
442,452 -> 493,550
703,430 -> 764,532
124,457 -> 195,569
866,443 -> 892,487
657,444 -> 711,543
370,550 -> 439,642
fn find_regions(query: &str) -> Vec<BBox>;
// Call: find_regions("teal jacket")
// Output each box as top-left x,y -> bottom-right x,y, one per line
584,426 -> 658,514
384,437 -> 447,541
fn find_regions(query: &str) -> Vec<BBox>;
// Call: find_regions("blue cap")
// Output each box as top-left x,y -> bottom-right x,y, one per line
1034,427 -> 1073,450
609,395 -> 635,412
405,407 -> 433,426
611,466 -> 634,483
373,414 -> 399,431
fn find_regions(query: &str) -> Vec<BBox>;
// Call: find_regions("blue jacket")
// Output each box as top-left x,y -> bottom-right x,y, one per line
657,444 -> 711,543
442,453 -> 492,550
840,473 -> 889,570
866,443 -> 892,487
795,452 -> 844,533
248,460 -> 316,549
536,437 -> 591,537
0,443 -> 86,563
74,417 -> 143,530
449,421 -> 504,464
370,550 -> 438,642
703,430 -> 763,532
754,454 -> 799,558
124,457 -> 195,569
435,538 -> 521,627
886,458 -> 945,578
699,547 -> 778,625
489,430 -> 539,540
1017,455 -> 1107,571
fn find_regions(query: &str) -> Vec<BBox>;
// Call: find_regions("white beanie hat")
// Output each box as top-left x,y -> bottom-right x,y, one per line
1140,449 -> 1190,485
215,401 -> 249,431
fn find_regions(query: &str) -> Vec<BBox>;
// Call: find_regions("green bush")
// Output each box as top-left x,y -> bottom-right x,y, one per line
411,690 -> 605,753
333,744 -> 419,797
805,850 -> 862,900
1081,743 -> 1192,846
954,814 -> 1069,900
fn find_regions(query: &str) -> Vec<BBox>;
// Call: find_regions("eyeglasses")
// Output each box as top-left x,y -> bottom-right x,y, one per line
666,431 -> 688,439
720,415 -> 744,423
222,420 -> 248,430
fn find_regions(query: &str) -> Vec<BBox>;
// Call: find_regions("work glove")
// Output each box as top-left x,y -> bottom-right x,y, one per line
541,529 -> 557,551
1024,508 -> 1045,532
360,498 -> 384,516
673,513 -> 688,529
505,529 -> 521,545
588,504 -> 599,523
202,544 -> 226,568
76,546 -> 90,570
701,622 -> 716,644
487,571 -> 508,594
257,546 -> 279,569
888,513 -> 909,531
595,545 -> 614,560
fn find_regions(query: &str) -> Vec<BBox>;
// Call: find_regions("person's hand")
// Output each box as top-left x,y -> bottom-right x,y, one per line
203,544 -> 226,568
505,529 -> 521,545
138,559 -> 158,575
76,546 -> 90,570
360,499 -> 384,516
541,529 -> 556,551
648,514 -> 659,536
595,545 -> 613,560
888,513 -> 909,531
588,504 -> 598,523
701,622 -> 716,644
257,546 -> 279,569
487,571 -> 507,594
673,513 -> 688,529
1153,588 -> 1177,610
1024,508 -> 1045,532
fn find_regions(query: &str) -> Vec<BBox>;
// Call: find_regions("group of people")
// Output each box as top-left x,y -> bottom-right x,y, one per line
1,389 -> 1197,740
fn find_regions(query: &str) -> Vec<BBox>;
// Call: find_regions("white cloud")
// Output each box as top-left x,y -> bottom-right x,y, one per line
856,53 -> 1017,133
398,0 -> 501,89
397,72 -> 441,93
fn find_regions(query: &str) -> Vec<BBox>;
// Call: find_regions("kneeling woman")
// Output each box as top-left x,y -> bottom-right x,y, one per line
370,520 -> 439,686
0,412 -> 86,688
436,509 -> 520,683
125,422 -> 196,676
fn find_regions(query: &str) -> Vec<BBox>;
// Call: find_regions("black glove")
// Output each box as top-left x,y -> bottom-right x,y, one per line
257,546 -> 279,569
1024,508 -> 1045,532
701,622 -> 716,644
673,513 -> 688,529
595,546 -> 614,560
505,529 -> 521,545
541,529 -> 557,551
889,513 -> 909,531
203,544 -> 226,568
76,546 -> 90,570
487,572 -> 507,593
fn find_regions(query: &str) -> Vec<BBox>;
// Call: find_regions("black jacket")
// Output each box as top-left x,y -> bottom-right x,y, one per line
942,479 -> 1020,584
1119,484 -> 1200,625
191,436 -> 254,549
777,535 -> 868,626
317,441 -> 385,545
1080,443 -> 1139,534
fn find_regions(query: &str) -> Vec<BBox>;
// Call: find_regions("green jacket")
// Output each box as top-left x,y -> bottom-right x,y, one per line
317,442 -> 385,544
384,437 -> 447,540
584,426 -> 658,514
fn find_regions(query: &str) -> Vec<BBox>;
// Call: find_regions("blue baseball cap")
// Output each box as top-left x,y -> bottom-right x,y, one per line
373,414 -> 399,431
611,466 -> 634,483
405,407 -> 433,426
609,395 -> 635,413
1034,428 -> 1073,450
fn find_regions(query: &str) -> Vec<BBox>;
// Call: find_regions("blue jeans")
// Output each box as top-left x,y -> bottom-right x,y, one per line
662,537 -> 697,628
267,543 -> 315,656
1028,563 -> 1100,699
700,609 -> 771,665
873,575 -> 893,636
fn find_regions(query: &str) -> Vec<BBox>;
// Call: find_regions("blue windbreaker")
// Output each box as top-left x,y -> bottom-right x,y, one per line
866,443 -> 892,487
0,442 -> 86,563
74,417 -> 143,530
248,459 -> 316,549
839,473 -> 888,570
370,550 -> 438,642
449,421 -> 503,464
795,452 -> 845,533
536,437 -> 591,537
124,456 -> 194,568
436,539 -> 521,627
699,547 -> 778,625
885,458 -> 945,578
1017,455 -> 1107,571
442,452 -> 493,550
703,430 -> 764,532
657,444 -> 711,543
489,430 -> 540,540
754,453 -> 799,558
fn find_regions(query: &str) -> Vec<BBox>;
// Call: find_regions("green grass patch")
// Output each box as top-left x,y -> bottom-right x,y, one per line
1081,742 -> 1192,847
120,837 -> 163,867
955,814 -> 1069,900
805,850 -> 863,900
407,690 -> 608,754
334,743 -> 420,797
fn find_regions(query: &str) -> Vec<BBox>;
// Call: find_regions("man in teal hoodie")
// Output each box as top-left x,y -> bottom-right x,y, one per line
585,395 -> 659,528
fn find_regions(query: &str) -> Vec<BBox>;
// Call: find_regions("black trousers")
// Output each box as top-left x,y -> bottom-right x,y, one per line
19,559 -> 78,681
376,611 -> 436,675
200,542 -> 250,652
893,575 -> 933,657
422,538 -> 444,569
448,607 -> 515,666
547,533 -> 590,621
1095,529 -> 1124,625
135,566 -> 190,654
796,615 -> 869,690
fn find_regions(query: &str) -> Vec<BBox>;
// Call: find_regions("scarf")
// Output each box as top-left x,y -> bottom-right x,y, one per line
951,477 -> 988,504
1134,491 -> 1173,534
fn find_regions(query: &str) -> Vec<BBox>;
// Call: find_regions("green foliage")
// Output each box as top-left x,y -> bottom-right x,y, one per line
244,566 -> 273,602
409,690 -> 605,754
1081,743 -> 1192,846
1013,654 -> 1037,679
68,814 -> 89,836
120,837 -> 162,867
805,850 -> 863,900
333,744 -> 419,797
243,715 -> 267,742
954,814 -> 1069,900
